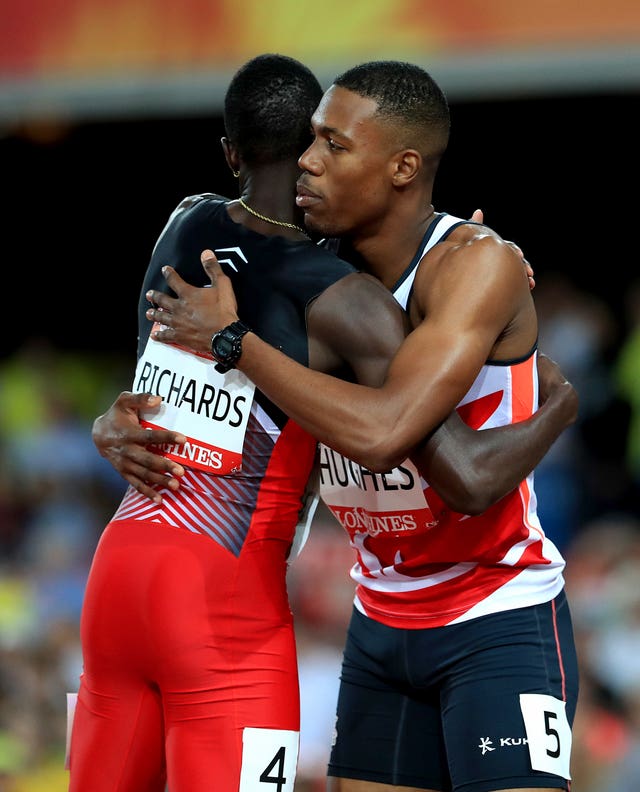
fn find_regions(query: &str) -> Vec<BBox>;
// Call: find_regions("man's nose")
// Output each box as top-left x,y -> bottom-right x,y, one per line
298,142 -> 320,174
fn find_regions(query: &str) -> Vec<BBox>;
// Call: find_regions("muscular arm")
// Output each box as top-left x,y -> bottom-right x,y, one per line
135,245 -> 577,511
416,354 -> 577,513
306,276 -> 577,513
93,353 -> 576,511
149,237 -> 535,472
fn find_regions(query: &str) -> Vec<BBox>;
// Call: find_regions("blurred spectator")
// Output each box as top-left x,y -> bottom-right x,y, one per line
0,336 -> 130,500
614,279 -> 640,489
0,338 -> 129,791
564,515 -> 640,791
533,272 -> 628,550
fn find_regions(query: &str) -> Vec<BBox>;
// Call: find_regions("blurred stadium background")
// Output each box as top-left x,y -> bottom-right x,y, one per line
1,2 -> 640,789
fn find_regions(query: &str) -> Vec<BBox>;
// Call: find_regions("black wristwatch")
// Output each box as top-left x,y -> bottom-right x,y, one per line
210,320 -> 251,373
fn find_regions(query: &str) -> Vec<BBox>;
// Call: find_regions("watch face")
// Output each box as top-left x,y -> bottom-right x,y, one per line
214,337 -> 235,357
211,322 -> 249,371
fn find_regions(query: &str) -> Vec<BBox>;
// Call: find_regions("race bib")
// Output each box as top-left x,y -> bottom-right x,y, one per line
65,691 -> 77,770
239,727 -> 299,792
134,326 -> 256,475
318,444 -> 437,536
520,693 -> 572,779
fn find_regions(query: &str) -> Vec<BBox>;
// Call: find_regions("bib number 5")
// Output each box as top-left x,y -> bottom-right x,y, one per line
520,693 -> 572,779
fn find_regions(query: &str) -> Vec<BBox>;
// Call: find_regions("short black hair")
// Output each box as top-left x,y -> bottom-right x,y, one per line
333,60 -> 450,158
224,53 -> 323,166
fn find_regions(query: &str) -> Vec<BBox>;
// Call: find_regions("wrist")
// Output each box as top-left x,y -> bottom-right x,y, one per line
210,320 -> 251,373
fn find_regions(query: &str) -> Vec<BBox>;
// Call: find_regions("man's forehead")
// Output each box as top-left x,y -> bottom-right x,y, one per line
313,85 -> 379,134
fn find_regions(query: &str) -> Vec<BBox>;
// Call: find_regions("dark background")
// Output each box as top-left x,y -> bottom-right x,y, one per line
3,89 -> 637,363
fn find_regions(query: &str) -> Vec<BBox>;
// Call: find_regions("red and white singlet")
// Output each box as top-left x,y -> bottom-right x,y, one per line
319,214 -> 566,629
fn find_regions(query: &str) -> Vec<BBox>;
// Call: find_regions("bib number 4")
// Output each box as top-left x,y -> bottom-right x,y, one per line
239,728 -> 299,792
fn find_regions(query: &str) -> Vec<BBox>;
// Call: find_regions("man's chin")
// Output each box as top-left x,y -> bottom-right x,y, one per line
303,213 -> 333,238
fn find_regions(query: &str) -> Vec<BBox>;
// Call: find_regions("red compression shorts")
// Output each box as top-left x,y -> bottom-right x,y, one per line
69,518 -> 300,792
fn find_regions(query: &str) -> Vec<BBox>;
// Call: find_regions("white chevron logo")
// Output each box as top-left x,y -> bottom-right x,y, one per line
215,246 -> 248,272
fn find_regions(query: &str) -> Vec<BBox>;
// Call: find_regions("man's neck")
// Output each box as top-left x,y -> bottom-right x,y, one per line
344,205 -> 436,290
240,160 -> 304,228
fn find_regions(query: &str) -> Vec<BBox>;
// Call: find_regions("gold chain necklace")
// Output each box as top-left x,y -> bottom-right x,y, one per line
239,198 -> 309,238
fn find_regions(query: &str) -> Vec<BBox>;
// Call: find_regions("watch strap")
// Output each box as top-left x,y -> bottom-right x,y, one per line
211,320 -> 251,374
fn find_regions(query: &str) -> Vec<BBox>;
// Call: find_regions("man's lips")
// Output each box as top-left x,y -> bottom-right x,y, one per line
296,183 -> 321,208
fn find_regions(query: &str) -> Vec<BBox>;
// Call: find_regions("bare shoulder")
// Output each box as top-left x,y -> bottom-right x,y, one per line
417,222 -> 526,297
439,221 -> 512,259
410,221 -> 537,357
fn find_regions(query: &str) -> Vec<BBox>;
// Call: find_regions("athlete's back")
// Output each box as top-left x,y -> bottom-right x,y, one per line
70,195 -> 357,792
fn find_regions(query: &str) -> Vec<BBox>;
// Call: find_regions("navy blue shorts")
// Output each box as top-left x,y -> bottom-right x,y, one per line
328,591 -> 579,792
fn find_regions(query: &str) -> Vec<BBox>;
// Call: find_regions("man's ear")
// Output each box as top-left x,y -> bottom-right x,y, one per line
221,137 -> 240,176
391,149 -> 421,186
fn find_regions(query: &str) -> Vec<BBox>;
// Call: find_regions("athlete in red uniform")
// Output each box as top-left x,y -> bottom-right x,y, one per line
69,55 -> 364,792
142,62 -> 580,792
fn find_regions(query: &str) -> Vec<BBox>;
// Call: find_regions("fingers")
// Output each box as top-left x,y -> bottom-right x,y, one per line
537,356 -> 558,384
537,353 -> 565,383
142,428 -> 187,455
146,288 -> 176,312
161,265 -> 189,293
131,475 -> 170,504
112,389 -> 138,405
536,352 -> 578,423
97,391 -> 158,419
115,392 -> 162,413
201,250 -> 223,283
103,432 -> 186,477
123,469 -> 179,504
107,440 -> 186,503
130,452 -> 183,483
470,208 -> 484,223
144,266 -> 191,309
524,261 -> 535,291
503,239 -> 536,291
505,240 -> 524,259
133,446 -> 185,501
536,352 -> 570,405
201,249 -> 239,320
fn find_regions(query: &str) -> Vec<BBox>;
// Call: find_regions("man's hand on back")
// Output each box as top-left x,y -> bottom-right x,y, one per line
93,391 -> 186,503
147,253 -> 239,353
